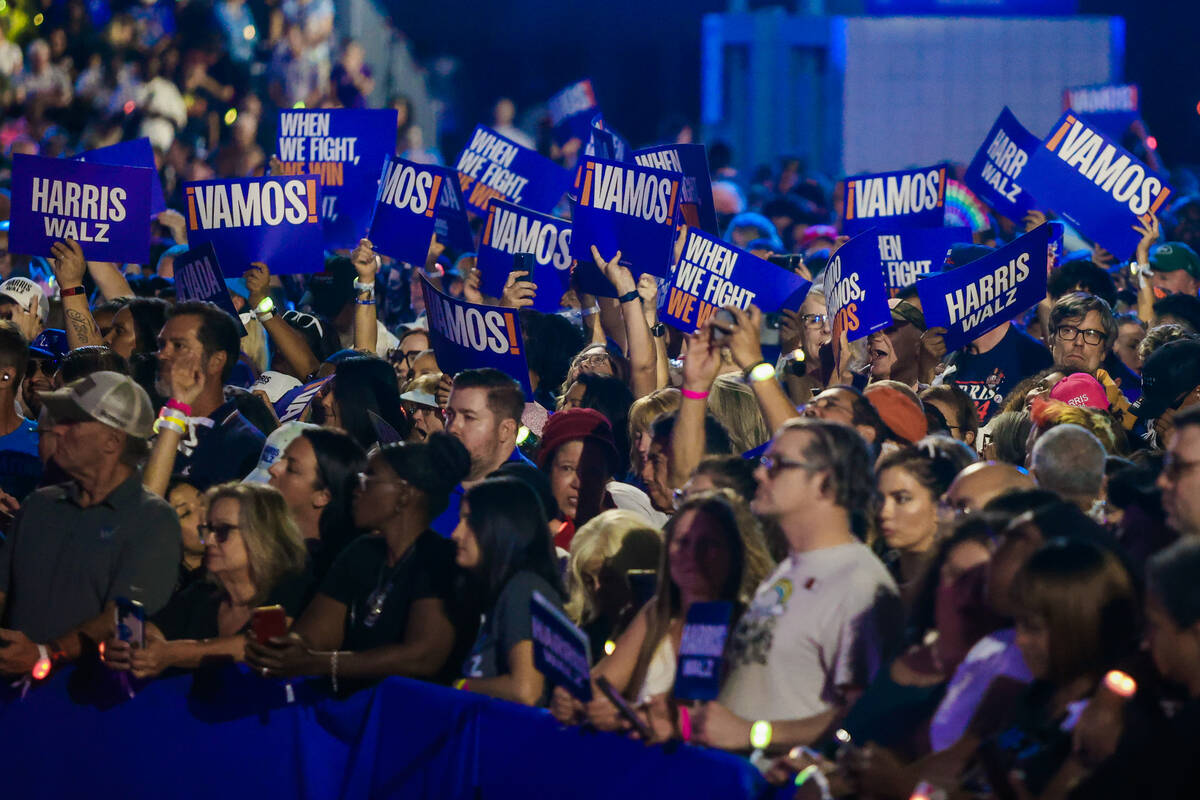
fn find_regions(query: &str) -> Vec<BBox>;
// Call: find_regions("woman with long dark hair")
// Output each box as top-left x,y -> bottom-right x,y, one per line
314,354 -> 409,449
103,297 -> 170,360
452,476 -> 565,706
247,432 -> 473,689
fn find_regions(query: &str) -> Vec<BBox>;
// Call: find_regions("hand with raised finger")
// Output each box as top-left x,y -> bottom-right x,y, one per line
682,329 -> 722,394
244,262 -> 271,308
1134,212 -> 1160,268
170,350 -> 206,408
590,245 -> 636,297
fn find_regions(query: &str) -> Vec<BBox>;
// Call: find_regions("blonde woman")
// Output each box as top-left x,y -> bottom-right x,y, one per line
564,510 -> 663,657
104,482 -> 310,679
550,490 -> 775,737
627,388 -> 681,477
708,374 -> 770,455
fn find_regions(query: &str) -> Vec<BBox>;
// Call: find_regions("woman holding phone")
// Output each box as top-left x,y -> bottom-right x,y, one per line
103,482 -> 311,678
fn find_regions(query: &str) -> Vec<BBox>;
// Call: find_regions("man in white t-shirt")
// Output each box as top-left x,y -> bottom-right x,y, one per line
694,418 -> 902,752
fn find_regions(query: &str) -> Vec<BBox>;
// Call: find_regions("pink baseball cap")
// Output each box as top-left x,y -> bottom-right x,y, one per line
1049,373 -> 1109,410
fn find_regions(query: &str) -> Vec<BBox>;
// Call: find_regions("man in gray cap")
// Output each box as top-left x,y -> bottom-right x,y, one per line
0,371 -> 181,677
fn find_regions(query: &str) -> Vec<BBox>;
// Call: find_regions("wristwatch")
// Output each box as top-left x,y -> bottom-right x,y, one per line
253,295 -> 275,322
650,322 -> 666,338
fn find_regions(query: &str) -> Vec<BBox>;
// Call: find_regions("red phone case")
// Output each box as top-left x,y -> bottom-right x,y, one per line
252,605 -> 287,644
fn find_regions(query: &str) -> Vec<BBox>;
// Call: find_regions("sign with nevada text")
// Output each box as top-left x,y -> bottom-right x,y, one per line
570,155 -> 681,297
964,107 -> 1039,222
476,200 -> 571,312
275,108 -> 398,248
184,174 -> 323,275
367,157 -> 452,266
876,227 -> 973,289
454,125 -> 571,217
420,275 -> 533,396
918,223 -> 1050,352
547,79 -> 599,145
173,242 -> 247,337
662,228 -> 810,333
842,164 -> 948,236
76,137 -> 166,216
530,590 -> 592,702
1021,112 -> 1172,259
1063,83 -> 1140,137
822,231 -> 891,343
673,601 -> 732,702
633,143 -> 720,235
9,154 -> 152,263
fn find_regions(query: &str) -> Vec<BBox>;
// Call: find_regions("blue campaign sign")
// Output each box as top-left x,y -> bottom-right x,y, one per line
476,200 -> 571,312
548,79 -> 599,145
368,157 -> 449,266
964,107 -> 1039,223
1063,84 -> 1140,138
586,114 -> 630,162
673,601 -> 733,702
661,228 -> 810,333
433,172 -> 474,253
276,375 -> 331,423
173,242 -> 247,336
454,125 -> 571,217
184,174 -> 324,276
875,227 -> 973,289
822,230 -> 892,343
918,223 -> 1050,352
570,156 -> 681,297
530,590 -> 592,703
9,153 -> 152,264
275,108 -> 398,249
420,275 -> 533,396
842,164 -> 948,236
633,143 -> 720,236
75,137 -> 166,216
1021,112 -> 1173,259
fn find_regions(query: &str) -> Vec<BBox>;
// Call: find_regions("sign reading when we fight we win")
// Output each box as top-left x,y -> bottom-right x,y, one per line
1021,112 -> 1172,259
184,174 -> 324,275
455,125 -> 571,217
570,155 -> 681,297
9,154 -> 153,263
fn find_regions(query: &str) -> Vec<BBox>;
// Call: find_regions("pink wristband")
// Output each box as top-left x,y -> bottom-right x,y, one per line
166,398 -> 193,417
681,388 -> 709,401
678,705 -> 692,742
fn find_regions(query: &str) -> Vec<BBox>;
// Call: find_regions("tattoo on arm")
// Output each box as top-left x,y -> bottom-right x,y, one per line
66,308 -> 99,345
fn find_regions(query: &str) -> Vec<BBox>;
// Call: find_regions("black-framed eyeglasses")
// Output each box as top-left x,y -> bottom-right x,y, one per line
198,522 -> 239,544
26,357 -> 58,377
1053,325 -> 1105,346
758,454 -> 822,479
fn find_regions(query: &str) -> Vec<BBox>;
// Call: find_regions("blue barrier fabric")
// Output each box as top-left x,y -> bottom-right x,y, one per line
0,665 -> 766,800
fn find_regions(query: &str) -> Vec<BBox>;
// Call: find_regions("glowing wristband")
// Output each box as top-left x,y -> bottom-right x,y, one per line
678,705 -> 692,742
681,388 -> 709,400
1104,669 -> 1137,698
32,645 -> 51,680
795,764 -> 833,799
744,361 -> 776,383
749,719 -> 772,750
454,678 -> 469,691
603,639 -> 616,656
153,415 -> 187,437
166,398 -> 193,417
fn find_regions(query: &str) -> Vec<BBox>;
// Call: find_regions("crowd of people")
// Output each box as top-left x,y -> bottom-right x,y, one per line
0,2 -> 1199,799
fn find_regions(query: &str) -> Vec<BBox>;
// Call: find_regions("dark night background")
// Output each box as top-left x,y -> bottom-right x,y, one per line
386,0 -> 1198,170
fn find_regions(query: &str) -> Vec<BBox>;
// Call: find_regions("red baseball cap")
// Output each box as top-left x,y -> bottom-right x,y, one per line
1048,373 -> 1109,410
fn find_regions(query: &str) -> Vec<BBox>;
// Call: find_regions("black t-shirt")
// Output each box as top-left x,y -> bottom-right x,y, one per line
170,400 -> 265,490
320,532 -> 465,682
941,324 -> 1052,424
463,570 -> 563,681
152,569 -> 313,641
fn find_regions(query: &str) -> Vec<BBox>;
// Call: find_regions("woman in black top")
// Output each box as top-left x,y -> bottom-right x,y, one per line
103,482 -> 310,678
246,432 -> 472,689
453,477 -> 566,706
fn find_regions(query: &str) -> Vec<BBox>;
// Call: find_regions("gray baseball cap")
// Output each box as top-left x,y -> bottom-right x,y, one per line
40,371 -> 155,439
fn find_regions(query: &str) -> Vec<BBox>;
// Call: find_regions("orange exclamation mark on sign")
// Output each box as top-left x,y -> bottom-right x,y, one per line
937,168 -> 946,205
1046,115 -> 1076,152
482,207 -> 495,246
306,179 -> 317,222
426,175 -> 443,217
581,163 -> 594,207
186,186 -> 197,229
846,182 -> 855,220
504,312 -> 520,355
665,180 -> 679,225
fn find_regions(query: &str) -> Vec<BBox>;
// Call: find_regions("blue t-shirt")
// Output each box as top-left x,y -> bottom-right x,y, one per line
430,447 -> 535,537
940,324 -> 1052,424
0,417 -> 42,500
171,400 -> 265,490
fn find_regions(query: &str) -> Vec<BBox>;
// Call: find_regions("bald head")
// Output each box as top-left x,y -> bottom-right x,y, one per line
1031,423 -> 1105,510
943,461 -> 1035,516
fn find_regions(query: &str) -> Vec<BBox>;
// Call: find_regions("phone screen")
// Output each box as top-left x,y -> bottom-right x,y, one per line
595,676 -> 652,740
115,598 -> 145,648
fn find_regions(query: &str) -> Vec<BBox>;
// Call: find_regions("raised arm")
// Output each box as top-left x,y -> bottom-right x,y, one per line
243,261 -> 320,379
1134,214 -> 1160,326
49,239 -> 101,350
143,351 -> 205,497
350,238 -> 379,355
669,328 -> 724,488
715,305 -> 801,434
592,246 -> 656,398
86,260 -> 134,302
